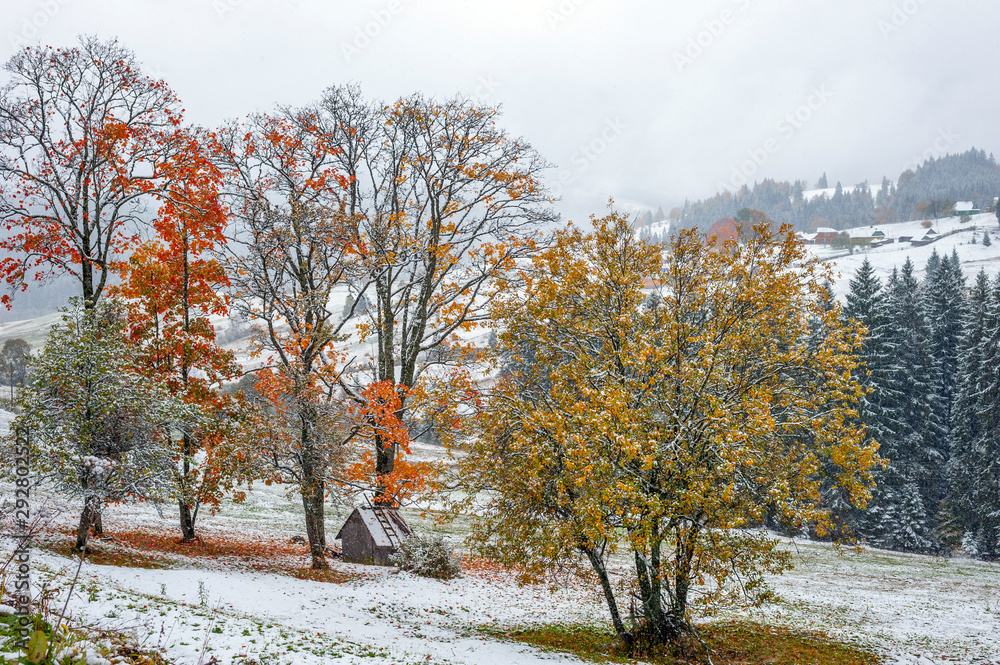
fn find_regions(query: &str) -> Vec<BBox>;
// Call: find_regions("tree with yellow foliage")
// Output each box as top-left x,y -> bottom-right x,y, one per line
461,211 -> 880,649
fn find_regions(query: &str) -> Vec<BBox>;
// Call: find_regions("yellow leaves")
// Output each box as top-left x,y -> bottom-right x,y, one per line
461,208 -> 880,619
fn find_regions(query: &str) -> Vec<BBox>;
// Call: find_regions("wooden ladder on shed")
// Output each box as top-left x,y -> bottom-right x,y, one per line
366,496 -> 402,548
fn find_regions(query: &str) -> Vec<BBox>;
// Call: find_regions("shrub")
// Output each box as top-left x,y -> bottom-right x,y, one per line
391,534 -> 462,579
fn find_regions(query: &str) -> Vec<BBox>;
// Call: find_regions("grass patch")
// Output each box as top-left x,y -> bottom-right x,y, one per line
488,620 -> 881,665
0,611 -> 171,665
290,567 -> 356,584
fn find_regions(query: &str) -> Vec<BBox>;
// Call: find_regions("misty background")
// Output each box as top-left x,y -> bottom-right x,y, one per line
1,0 -> 997,317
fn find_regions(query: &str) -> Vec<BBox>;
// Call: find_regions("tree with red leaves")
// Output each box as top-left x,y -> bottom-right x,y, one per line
0,36 -> 209,309
112,133 -> 250,541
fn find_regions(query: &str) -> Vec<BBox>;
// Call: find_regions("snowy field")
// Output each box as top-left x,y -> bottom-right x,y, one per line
2,459 -> 999,664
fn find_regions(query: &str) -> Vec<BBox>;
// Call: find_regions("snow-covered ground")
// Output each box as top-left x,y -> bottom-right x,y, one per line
2,430 -> 999,665
26,548 -> 607,665
808,213 -> 1000,299
756,541 -> 1000,664
8,489 -> 999,665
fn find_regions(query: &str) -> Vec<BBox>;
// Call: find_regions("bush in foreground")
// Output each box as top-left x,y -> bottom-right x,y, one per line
391,534 -> 462,579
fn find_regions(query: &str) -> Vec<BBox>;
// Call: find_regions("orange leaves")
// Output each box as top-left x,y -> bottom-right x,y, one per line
356,380 -> 408,443
337,379 -> 441,505
344,450 -> 437,506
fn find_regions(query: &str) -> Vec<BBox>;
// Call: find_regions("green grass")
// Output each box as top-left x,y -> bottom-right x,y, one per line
0,611 -> 172,665
486,620 -> 882,665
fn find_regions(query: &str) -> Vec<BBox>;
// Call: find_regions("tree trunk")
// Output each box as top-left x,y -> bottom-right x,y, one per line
179,499 -> 198,541
75,498 -> 99,551
666,527 -> 699,638
635,539 -> 687,645
92,509 -> 103,536
374,395 -> 409,501
649,527 -> 664,634
298,405 -> 329,570
178,433 -> 198,541
301,483 -> 328,570
374,431 -> 395,499
584,546 -> 632,647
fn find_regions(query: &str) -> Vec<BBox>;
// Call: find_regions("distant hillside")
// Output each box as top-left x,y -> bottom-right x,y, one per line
673,148 -> 1000,235
809,213 -> 1000,300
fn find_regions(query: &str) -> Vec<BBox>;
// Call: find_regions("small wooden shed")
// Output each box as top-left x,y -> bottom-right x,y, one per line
336,506 -> 413,566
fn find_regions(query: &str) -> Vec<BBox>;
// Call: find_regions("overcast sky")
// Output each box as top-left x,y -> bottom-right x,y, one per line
3,0 -> 998,221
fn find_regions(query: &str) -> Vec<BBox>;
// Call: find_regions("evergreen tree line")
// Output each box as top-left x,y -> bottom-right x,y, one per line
838,251 -> 1000,558
672,149 -> 1000,235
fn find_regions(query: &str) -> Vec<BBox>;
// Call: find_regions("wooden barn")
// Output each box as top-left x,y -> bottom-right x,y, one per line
336,505 -> 413,566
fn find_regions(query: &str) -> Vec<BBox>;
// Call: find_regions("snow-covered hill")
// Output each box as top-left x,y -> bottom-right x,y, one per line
810,213 -> 1000,299
0,284 -> 495,385
801,182 -> 878,202
0,311 -> 62,351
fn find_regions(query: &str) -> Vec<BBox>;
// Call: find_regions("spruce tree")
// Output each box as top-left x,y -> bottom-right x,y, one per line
862,260 -> 942,552
948,270 -> 991,553
840,259 -> 899,539
845,258 -> 899,446
924,251 -> 965,446
924,249 -> 941,281
962,275 -> 1000,558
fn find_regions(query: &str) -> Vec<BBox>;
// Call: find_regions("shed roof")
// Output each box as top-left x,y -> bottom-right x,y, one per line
336,507 -> 413,547
955,201 -> 977,212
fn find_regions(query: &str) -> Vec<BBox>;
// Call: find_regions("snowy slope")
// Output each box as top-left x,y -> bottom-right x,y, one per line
4,411 -> 1000,664
809,213 -> 1000,299
801,182 -> 877,201
0,311 -> 62,351
7,483 -> 998,665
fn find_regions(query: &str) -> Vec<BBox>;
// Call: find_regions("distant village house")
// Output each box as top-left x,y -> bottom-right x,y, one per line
813,227 -> 839,244
955,201 -> 981,217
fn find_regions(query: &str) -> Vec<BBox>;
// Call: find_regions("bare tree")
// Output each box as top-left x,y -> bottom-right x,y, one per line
217,108 -> 373,569
318,85 -> 555,490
